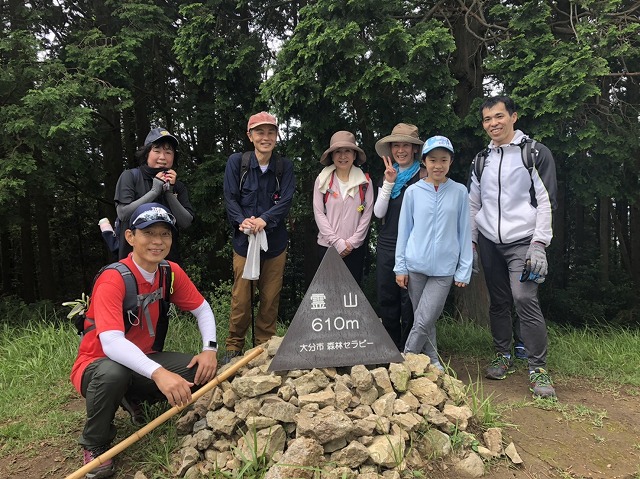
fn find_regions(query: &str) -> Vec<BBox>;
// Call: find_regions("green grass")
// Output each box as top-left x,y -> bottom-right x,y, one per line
1,302 -> 639,476
437,316 -> 640,386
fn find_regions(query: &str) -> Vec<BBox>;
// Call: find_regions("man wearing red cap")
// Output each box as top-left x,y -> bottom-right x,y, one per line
222,112 -> 295,363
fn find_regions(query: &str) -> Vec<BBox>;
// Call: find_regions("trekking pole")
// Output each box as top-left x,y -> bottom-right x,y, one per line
250,280 -> 256,347
64,346 -> 264,479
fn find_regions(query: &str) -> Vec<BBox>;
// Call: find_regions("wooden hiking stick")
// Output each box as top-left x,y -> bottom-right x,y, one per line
65,347 -> 264,479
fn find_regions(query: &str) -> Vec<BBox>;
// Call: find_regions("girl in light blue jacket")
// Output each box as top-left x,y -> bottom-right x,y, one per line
394,136 -> 473,370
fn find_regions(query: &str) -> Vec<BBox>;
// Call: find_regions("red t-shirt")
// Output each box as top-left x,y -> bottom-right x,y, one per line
70,256 -> 204,394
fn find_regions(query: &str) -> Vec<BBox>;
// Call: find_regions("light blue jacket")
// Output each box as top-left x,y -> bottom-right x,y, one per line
394,178 -> 473,284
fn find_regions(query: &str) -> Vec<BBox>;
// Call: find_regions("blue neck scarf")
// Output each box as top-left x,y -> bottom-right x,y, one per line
391,161 -> 420,199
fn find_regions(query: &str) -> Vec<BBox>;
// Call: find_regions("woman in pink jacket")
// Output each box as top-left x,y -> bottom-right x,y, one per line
313,131 -> 374,284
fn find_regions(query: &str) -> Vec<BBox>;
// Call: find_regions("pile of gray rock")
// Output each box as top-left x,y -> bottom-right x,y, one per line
169,337 -> 519,478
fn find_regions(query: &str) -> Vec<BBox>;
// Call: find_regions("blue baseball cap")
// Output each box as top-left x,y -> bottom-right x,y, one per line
422,135 -> 454,156
144,127 -> 179,147
129,203 -> 177,232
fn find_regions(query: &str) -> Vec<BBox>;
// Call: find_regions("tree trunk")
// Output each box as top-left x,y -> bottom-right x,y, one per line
99,99 -> 124,222
34,181 -> 55,300
0,231 -> 12,295
598,196 -> 609,284
631,203 -> 640,281
455,271 -> 490,327
19,196 -> 36,303
610,200 -> 632,274
553,176 -> 567,287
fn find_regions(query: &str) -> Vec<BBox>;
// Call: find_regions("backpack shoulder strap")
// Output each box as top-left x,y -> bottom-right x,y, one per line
80,262 -> 138,336
274,154 -> 283,193
275,155 -> 283,181
152,259 -> 173,352
360,172 -> 371,203
239,151 -> 252,190
158,260 -> 173,302
472,149 -> 489,181
520,138 -> 537,174
108,263 -> 138,331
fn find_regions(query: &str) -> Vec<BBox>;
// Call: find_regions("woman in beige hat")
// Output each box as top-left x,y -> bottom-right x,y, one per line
313,131 -> 373,284
373,123 -> 426,350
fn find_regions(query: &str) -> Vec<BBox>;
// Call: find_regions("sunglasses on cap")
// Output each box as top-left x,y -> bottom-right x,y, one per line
131,209 -> 176,228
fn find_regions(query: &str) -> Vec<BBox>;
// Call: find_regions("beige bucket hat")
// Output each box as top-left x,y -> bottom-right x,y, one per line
374,123 -> 423,160
320,131 -> 366,166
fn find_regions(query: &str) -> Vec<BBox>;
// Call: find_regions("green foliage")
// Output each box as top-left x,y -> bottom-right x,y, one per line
1,0 -> 639,328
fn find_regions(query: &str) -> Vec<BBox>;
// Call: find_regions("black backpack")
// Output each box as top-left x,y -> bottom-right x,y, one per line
239,151 -> 284,203
72,260 -> 173,352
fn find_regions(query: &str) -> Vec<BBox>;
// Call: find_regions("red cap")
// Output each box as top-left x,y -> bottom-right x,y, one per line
247,112 -> 277,132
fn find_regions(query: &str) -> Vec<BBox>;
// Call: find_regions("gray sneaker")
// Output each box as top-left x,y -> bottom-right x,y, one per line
529,368 -> 556,399
485,353 -> 515,380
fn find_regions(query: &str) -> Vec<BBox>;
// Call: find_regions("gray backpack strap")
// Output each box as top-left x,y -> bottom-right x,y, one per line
473,149 -> 489,181
521,139 -> 537,173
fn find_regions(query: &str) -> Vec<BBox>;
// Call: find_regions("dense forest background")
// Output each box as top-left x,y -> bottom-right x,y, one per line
1,0 -> 639,327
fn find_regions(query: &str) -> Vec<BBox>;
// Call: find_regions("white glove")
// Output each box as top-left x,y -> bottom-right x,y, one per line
526,242 -> 548,276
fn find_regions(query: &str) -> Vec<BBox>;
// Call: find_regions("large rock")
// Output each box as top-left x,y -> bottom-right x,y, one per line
259,398 -> 300,423
453,452 -> 485,477
263,437 -> 324,479
205,408 -> 240,435
236,424 -> 287,464
407,377 -> 447,406
442,404 -> 473,431
295,406 -> 354,444
330,440 -> 370,468
367,435 -> 405,467
232,374 -> 282,397
292,369 -> 330,395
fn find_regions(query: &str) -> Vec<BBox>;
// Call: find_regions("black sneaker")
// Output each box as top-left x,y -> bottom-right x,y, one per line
529,368 -> 556,399
485,353 -> 515,380
120,397 -> 146,427
83,445 -> 115,479
220,350 -> 242,365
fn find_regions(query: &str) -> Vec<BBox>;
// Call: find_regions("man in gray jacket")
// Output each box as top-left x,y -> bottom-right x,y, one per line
469,95 -> 557,398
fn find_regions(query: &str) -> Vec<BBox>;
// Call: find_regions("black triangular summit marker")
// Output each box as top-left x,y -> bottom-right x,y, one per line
268,247 -> 403,371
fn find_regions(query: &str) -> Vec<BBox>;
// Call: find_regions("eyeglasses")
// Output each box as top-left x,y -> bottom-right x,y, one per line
131,209 -> 176,228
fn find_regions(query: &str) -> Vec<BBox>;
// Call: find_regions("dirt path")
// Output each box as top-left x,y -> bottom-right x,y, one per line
448,356 -> 640,479
3,358 -> 639,478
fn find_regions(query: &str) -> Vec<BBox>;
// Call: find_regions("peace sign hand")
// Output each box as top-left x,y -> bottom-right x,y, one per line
382,156 -> 397,183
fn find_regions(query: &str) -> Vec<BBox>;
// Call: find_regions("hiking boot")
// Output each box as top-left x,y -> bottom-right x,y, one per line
514,341 -> 528,360
120,396 -> 146,427
485,353 -> 515,380
83,445 -> 115,479
220,349 -> 242,365
529,368 -> 556,399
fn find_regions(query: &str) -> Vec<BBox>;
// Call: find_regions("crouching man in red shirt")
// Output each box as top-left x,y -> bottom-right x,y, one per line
70,202 -> 217,479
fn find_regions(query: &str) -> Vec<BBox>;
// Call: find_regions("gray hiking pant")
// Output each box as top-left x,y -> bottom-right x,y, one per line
79,351 -> 196,448
478,233 -> 548,370
404,273 -> 453,366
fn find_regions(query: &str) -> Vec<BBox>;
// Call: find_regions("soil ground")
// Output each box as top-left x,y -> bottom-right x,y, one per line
3,356 -> 639,479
